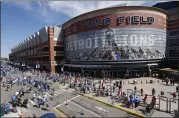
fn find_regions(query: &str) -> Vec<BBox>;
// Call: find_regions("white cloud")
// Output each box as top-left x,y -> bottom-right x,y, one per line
47,1 -> 147,17
13,1 -> 34,11
10,1 -> 155,23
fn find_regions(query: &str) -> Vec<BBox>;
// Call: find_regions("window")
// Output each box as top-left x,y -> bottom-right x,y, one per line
55,56 -> 64,61
169,46 -> 179,57
169,30 -> 179,36
42,56 -> 49,61
42,46 -> 49,52
54,46 -> 64,51
168,14 -> 179,21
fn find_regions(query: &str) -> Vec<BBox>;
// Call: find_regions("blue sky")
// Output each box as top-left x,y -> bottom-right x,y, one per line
1,1 -> 162,58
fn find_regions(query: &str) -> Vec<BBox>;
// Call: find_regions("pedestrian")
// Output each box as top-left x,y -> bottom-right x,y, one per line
140,88 -> 143,96
12,101 -> 17,112
170,79 -> 172,85
143,94 -> 147,105
37,98 -> 41,108
119,85 -> 122,91
172,92 -> 176,103
176,86 -> 178,92
129,96 -> 135,109
166,78 -> 168,85
172,78 -> 175,86
102,85 -> 105,92
46,102 -> 50,111
120,80 -> 122,86
134,97 -> 140,108
134,86 -> 137,91
10,83 -> 13,89
151,96 -> 156,108
113,86 -> 115,93
152,88 -> 155,96
6,84 -> 10,91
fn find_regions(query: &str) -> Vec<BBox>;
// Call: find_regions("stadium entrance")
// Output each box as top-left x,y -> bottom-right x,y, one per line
83,67 -> 150,78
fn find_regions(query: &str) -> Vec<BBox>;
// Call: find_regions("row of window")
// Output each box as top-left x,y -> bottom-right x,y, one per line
11,46 -> 64,58
12,46 -> 64,56
10,56 -> 64,62
168,30 -> 179,36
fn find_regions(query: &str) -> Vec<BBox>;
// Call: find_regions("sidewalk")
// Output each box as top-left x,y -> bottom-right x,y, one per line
56,78 -> 176,118
2,112 -> 19,117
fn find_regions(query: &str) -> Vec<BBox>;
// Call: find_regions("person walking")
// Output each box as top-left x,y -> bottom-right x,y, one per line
152,88 -> 155,96
151,96 -> 156,109
37,98 -> 41,108
19,110 -> 25,118
130,96 -> 135,109
140,88 -> 143,96
134,97 -> 140,108
143,94 -> 147,105
176,86 -> 178,92
172,92 -> 176,103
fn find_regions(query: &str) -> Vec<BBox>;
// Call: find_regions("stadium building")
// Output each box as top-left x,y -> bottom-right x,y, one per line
9,26 -> 64,73
9,4 -> 171,78
62,6 -> 167,78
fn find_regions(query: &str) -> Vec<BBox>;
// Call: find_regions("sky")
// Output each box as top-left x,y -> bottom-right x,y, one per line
1,1 -> 165,58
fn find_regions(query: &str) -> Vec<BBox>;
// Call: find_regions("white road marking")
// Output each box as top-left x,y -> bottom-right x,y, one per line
29,99 -> 36,106
70,101 -> 101,117
55,91 -> 62,95
45,92 -> 51,97
27,104 -> 30,108
60,89 -> 66,92
55,95 -> 80,108
95,106 -> 108,112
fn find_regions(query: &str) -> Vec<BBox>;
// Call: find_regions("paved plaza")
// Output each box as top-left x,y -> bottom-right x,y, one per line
90,77 -> 179,117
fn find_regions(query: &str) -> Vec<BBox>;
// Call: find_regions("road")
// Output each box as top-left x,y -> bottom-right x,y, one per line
1,76 -> 136,118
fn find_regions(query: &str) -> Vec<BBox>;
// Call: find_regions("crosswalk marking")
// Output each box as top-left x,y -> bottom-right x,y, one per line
29,99 -> 36,106
27,104 -> 30,108
45,92 -> 51,97
46,89 -> 64,97
55,90 -> 62,95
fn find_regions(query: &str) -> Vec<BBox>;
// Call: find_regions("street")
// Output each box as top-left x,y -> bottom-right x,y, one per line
1,76 -> 133,118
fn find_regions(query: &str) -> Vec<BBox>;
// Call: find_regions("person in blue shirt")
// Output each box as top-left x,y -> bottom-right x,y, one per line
11,95 -> 17,102
37,98 -> 41,108
129,96 -> 135,108
134,97 -> 140,108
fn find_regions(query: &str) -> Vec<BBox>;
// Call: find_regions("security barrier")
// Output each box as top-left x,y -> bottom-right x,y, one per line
169,98 -> 178,113
157,95 -> 169,112
127,89 -> 133,98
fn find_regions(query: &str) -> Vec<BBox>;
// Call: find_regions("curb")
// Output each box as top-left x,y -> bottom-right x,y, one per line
78,93 -> 146,118
52,107 -> 68,117
53,82 -> 145,118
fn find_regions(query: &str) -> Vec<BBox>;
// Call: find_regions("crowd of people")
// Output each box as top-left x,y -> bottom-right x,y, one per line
1,62 -> 179,117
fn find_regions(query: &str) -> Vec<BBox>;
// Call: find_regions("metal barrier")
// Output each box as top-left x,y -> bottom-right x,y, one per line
134,90 -> 141,99
127,89 -> 133,98
169,98 -> 178,113
158,95 -> 168,112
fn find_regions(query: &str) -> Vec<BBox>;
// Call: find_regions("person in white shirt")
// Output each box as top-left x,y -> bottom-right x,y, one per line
15,91 -> 19,96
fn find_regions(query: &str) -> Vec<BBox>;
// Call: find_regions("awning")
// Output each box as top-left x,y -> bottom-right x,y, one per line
159,68 -> 178,73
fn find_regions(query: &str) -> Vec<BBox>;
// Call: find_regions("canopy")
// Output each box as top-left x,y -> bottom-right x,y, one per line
40,113 -> 57,118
